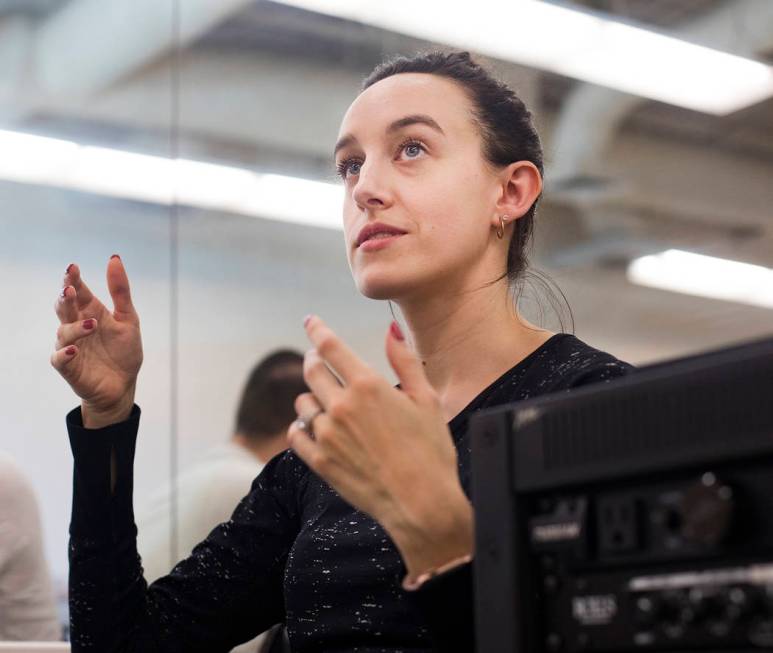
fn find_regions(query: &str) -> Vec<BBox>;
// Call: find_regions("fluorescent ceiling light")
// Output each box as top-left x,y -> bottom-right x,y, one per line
0,129 -> 344,230
276,0 -> 773,115
627,249 -> 773,310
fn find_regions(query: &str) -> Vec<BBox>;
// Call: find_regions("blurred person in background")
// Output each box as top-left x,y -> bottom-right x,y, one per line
136,350 -> 304,653
0,451 -> 60,641
135,349 -> 306,584
51,51 -> 633,651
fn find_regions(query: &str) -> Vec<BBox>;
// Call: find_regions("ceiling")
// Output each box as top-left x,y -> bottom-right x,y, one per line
574,0 -> 726,27
200,1 -> 773,164
0,0 -> 63,14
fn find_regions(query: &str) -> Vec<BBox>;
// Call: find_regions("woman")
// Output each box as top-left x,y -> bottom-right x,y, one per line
52,51 -> 632,652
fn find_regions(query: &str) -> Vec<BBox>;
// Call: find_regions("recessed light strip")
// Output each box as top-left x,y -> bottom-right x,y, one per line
0,129 -> 344,230
274,0 -> 773,115
627,249 -> 773,309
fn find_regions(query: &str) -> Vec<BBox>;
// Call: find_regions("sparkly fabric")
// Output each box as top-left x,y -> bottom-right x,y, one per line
66,333 -> 633,652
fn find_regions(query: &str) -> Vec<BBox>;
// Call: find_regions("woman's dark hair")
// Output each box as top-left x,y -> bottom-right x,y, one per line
235,349 -> 308,441
364,50 -> 572,331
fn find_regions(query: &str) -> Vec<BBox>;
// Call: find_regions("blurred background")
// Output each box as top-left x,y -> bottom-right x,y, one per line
0,0 -> 771,641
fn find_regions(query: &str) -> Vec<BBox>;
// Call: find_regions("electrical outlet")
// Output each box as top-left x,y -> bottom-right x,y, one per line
597,495 -> 640,554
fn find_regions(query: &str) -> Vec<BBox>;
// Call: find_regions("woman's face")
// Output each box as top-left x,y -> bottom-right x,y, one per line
335,73 -> 504,302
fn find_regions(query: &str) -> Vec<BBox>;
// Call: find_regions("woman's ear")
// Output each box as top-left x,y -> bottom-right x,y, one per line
492,161 -> 542,229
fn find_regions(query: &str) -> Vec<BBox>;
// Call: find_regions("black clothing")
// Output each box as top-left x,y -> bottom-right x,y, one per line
67,333 -> 633,652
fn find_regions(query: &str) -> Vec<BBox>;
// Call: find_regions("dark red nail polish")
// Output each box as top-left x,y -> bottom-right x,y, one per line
390,321 -> 405,341
66,263 -> 74,275
65,346 -> 76,356
83,319 -> 95,330
111,254 -> 121,260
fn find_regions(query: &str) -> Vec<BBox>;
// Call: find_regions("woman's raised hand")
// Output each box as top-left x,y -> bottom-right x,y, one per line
51,256 -> 143,428
288,316 -> 473,579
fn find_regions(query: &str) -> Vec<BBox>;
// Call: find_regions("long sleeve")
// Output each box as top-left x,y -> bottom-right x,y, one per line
67,405 -> 298,653
411,562 -> 474,653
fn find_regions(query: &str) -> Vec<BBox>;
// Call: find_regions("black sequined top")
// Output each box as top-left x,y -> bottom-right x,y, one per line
66,333 -> 633,652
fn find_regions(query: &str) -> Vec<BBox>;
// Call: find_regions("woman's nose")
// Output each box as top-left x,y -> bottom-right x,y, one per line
352,161 -> 392,211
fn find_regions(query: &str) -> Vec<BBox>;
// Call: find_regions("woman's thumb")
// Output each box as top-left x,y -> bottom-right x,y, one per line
385,321 -> 430,398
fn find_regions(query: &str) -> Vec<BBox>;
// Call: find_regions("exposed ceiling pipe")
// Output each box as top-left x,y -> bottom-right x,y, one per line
548,0 -> 773,195
3,0 -> 256,101
0,16 -> 35,119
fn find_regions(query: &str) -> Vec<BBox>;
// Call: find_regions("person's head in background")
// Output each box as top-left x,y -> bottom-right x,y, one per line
231,349 -> 307,463
336,51 -> 558,362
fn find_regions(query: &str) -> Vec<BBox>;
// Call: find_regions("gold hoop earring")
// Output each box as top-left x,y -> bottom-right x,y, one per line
496,215 -> 509,239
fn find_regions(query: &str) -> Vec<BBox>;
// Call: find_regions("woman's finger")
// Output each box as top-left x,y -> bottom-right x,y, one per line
384,321 -> 435,403
55,286 -> 79,324
106,255 -> 136,318
64,263 -> 95,309
55,318 -> 98,349
304,315 -> 370,384
294,391 -> 322,415
287,418 -> 317,465
295,392 -> 325,438
303,349 -> 343,408
287,411 -> 337,474
50,343 -> 79,373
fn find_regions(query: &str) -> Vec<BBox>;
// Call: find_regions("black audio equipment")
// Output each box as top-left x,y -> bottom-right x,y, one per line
471,336 -> 773,652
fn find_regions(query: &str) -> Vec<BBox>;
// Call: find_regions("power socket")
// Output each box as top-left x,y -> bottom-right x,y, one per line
597,494 -> 640,555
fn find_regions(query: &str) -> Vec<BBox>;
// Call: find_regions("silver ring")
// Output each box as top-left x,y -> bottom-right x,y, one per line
294,408 -> 324,438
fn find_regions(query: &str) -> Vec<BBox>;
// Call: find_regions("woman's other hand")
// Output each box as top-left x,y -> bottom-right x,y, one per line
288,316 -> 473,578
51,256 -> 143,428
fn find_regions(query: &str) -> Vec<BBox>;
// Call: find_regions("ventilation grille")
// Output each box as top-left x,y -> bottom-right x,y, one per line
540,361 -> 773,472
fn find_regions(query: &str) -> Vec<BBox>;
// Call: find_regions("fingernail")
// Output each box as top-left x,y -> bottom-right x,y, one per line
60,286 -> 69,299
303,314 -> 313,327
82,319 -> 96,331
110,254 -> 121,260
65,346 -> 76,356
390,320 -> 405,341
66,263 -> 74,275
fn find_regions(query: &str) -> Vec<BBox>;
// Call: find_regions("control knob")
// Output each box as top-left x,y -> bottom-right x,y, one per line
679,472 -> 734,547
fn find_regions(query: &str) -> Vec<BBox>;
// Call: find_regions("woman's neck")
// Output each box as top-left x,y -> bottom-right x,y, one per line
398,280 -> 554,422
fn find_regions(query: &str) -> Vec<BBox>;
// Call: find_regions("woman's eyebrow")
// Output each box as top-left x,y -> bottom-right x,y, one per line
333,114 -> 444,157
386,114 -> 445,136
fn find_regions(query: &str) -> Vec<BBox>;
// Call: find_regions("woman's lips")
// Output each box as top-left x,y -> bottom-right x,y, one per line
358,234 -> 405,252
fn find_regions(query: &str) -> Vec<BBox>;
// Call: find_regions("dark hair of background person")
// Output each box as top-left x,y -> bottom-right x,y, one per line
364,50 -> 573,332
235,349 -> 308,441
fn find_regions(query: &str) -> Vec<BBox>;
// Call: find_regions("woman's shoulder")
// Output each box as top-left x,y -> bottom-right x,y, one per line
522,332 -> 634,394
453,333 -> 634,426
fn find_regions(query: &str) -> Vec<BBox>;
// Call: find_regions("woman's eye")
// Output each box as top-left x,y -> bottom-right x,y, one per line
401,141 -> 425,159
337,159 -> 362,180
336,141 -> 424,180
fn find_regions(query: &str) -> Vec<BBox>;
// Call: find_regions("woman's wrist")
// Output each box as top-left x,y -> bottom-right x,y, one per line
381,482 -> 474,579
81,387 -> 136,429
402,552 -> 473,591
